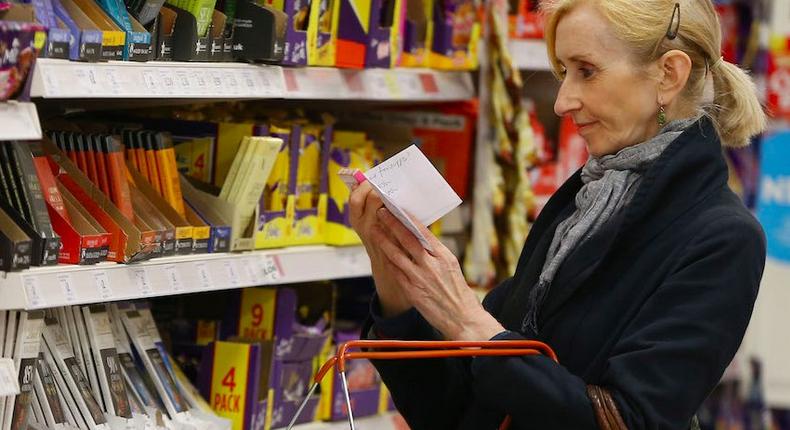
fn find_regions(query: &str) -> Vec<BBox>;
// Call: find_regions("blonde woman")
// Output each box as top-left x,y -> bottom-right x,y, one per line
349,0 -> 767,428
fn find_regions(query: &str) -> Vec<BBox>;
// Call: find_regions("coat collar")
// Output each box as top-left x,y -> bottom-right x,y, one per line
502,117 -> 730,334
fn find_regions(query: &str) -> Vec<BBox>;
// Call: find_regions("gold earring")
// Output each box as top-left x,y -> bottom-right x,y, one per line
658,105 -> 667,126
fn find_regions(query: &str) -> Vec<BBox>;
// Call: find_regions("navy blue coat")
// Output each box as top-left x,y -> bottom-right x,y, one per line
364,117 -> 767,429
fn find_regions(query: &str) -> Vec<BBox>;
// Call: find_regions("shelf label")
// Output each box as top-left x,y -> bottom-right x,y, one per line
224,260 -> 241,287
260,255 -> 282,282
195,262 -> 212,290
93,271 -> 113,300
0,358 -> 20,397
22,276 -> 45,308
131,268 -> 153,296
56,274 -> 77,303
240,258 -> 257,285
163,265 -> 184,292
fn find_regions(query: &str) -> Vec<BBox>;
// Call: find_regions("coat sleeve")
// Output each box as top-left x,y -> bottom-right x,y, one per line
470,214 -> 766,429
361,278 -> 514,429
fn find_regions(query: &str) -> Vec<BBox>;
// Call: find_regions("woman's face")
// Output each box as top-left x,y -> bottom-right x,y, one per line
553,3 -> 660,157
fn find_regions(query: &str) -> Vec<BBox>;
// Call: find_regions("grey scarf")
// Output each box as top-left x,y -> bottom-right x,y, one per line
523,118 -> 698,333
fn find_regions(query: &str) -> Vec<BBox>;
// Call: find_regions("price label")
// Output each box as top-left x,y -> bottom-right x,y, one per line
131,268 -> 152,296
56,274 -> 77,303
23,276 -> 45,308
260,255 -> 282,282
0,358 -> 20,397
224,261 -> 240,287
240,258 -> 258,285
195,262 -> 212,290
163,265 -> 184,292
142,70 -> 158,91
93,271 -> 113,300
104,69 -> 121,95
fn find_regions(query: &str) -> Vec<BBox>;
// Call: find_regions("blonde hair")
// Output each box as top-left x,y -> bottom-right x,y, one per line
542,0 -> 766,147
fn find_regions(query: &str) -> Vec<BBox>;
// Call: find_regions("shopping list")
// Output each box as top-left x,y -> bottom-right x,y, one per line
341,144 -> 462,251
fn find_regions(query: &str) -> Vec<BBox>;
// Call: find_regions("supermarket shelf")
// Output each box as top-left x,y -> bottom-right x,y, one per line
288,413 -> 403,430
0,245 -> 371,310
508,39 -> 552,71
29,59 -> 476,101
30,59 -> 286,99
282,67 -> 475,101
0,101 -> 42,140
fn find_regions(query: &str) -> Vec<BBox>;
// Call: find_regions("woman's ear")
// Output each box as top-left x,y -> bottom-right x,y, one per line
657,49 -> 692,106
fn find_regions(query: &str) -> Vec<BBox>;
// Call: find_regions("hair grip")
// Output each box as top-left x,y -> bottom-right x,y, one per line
666,3 -> 681,40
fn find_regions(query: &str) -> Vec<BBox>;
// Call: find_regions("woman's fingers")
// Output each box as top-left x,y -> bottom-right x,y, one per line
376,208 -> 430,262
349,181 -> 374,224
371,223 -> 419,276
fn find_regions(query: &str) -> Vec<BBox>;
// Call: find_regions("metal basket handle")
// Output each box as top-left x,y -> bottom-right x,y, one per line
285,339 -> 558,430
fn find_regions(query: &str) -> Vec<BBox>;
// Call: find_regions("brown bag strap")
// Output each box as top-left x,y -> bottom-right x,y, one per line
587,385 -> 628,430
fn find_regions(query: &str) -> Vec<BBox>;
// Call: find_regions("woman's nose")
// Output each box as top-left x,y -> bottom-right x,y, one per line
554,80 -> 581,117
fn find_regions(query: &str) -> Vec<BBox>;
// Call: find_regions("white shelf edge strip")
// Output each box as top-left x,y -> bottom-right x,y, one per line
2,245 -> 371,310
288,412 -> 402,430
30,59 -> 475,101
508,39 -> 552,72
0,101 -> 42,141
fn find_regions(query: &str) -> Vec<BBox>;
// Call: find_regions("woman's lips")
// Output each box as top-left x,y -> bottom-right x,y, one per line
576,121 -> 597,133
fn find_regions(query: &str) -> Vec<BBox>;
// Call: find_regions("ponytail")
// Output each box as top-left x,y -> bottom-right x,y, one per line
709,60 -> 767,147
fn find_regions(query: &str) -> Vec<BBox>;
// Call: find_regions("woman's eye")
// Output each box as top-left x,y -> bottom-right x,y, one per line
579,67 -> 595,79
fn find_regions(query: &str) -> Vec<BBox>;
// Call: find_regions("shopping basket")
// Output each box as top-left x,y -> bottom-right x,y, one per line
285,339 -> 558,430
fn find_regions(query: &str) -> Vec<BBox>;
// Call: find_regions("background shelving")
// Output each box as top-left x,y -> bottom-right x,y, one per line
0,245 -> 371,310
29,59 -> 476,102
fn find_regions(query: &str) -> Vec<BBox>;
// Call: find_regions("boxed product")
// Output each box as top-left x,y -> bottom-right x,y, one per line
399,0 -> 431,67
204,287 -> 331,430
318,329 -> 389,422
306,0 -> 336,66
364,0 -> 405,68
508,0 -> 543,39
0,142 -> 60,266
290,123 -> 331,246
325,130 -> 381,245
254,125 -> 294,249
0,11 -> 46,100
428,0 -> 479,70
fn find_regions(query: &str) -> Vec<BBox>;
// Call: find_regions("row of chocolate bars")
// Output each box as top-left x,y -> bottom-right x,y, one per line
0,0 -> 480,98
0,107 -> 475,271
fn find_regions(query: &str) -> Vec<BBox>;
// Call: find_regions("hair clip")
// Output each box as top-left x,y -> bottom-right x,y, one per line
666,3 -> 680,40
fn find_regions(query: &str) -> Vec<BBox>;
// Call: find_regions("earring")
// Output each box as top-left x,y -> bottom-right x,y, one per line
658,105 -> 667,126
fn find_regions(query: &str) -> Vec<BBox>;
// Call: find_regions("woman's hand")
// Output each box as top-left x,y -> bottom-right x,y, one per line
349,182 -> 411,317
371,207 -> 505,341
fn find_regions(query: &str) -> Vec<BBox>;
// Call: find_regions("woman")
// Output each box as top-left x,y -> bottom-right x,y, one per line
349,0 -> 767,428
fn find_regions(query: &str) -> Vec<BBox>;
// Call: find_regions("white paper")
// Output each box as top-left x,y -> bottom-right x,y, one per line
0,358 -> 19,397
365,144 -> 462,251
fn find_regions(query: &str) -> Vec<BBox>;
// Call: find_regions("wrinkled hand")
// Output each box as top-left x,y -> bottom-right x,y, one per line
371,208 -> 505,341
349,182 -> 411,317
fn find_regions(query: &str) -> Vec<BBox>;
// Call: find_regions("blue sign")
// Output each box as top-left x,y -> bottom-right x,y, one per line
756,131 -> 790,262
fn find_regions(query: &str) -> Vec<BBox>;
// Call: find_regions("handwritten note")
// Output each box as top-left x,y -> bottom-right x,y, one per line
364,145 -> 462,251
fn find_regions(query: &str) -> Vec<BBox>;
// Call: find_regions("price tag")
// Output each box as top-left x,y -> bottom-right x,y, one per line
260,255 -> 282,282
131,268 -> 153,296
240,258 -> 258,285
195,262 -> 212,290
142,70 -> 158,92
163,265 -> 184,292
104,69 -> 121,95
56,274 -> 77,303
282,69 -> 299,92
0,358 -> 20,397
22,276 -> 45,308
93,271 -> 113,300
224,260 -> 240,287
